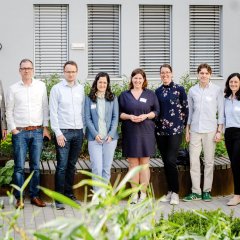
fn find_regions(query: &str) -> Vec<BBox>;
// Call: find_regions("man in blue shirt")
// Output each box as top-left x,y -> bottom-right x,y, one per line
49,61 -> 84,210
184,63 -> 224,202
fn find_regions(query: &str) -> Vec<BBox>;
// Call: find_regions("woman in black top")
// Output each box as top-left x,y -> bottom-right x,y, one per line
155,64 -> 188,205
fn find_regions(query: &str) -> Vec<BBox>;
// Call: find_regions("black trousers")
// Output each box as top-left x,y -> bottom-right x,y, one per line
225,127 -> 240,195
156,134 -> 182,194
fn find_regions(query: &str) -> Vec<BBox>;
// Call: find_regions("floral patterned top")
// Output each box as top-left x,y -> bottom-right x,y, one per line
155,81 -> 188,136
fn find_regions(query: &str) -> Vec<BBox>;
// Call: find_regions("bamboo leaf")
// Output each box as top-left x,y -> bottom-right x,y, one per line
39,187 -> 80,209
114,165 -> 145,193
73,179 -> 111,190
10,184 -> 21,192
21,171 -> 35,192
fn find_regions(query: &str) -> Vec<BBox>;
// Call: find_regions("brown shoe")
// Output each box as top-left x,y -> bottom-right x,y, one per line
16,199 -> 24,209
31,197 -> 46,207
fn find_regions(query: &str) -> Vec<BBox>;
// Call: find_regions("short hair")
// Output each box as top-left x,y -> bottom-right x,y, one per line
19,59 -> 33,68
129,68 -> 148,90
63,60 -> 78,71
160,64 -> 172,73
197,63 -> 212,74
224,72 -> 240,100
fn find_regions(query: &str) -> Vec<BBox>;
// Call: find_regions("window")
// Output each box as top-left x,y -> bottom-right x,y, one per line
190,5 -> 222,77
34,4 -> 68,77
88,4 -> 120,78
139,5 -> 171,78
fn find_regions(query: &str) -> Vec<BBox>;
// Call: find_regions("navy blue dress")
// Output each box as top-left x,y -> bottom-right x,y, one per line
118,89 -> 160,157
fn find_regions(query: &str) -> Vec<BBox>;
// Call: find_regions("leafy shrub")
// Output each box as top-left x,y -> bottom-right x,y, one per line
1,169 -> 240,239
180,72 -> 198,93
215,138 -> 228,157
44,73 -> 61,97
0,134 -> 13,158
0,160 -> 14,186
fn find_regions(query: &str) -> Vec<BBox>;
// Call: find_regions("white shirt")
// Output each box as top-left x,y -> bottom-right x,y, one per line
49,79 -> 85,137
187,82 -> 224,133
224,97 -> 240,128
6,79 -> 49,131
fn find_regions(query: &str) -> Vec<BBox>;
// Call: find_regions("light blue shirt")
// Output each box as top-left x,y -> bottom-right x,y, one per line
224,97 -> 240,128
187,82 -> 224,133
49,79 -> 85,137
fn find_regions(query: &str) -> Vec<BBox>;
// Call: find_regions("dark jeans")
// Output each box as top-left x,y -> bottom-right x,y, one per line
55,129 -> 83,197
12,129 -> 43,199
225,127 -> 240,195
156,133 -> 182,194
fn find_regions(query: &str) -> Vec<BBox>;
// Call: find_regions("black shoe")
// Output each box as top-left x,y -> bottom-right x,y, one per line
54,202 -> 65,210
67,195 -> 81,205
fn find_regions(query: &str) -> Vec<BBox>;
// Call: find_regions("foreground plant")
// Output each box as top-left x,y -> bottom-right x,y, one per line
35,166 -> 161,239
0,172 -> 35,240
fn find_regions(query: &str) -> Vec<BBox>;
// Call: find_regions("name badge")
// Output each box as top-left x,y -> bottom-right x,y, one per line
234,106 -> 240,112
140,98 -> 147,103
91,104 -> 97,109
205,96 -> 212,102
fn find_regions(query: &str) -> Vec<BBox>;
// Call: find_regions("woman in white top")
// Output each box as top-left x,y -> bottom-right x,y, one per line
224,72 -> 240,206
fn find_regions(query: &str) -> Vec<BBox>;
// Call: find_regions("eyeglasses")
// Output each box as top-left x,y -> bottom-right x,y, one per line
160,71 -> 171,75
64,71 -> 77,74
20,68 -> 33,71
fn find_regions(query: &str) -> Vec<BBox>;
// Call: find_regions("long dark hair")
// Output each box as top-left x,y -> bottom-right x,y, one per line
89,72 -> 114,102
224,73 -> 240,100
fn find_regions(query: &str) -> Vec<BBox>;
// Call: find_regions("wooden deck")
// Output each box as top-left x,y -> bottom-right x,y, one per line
21,156 -> 233,200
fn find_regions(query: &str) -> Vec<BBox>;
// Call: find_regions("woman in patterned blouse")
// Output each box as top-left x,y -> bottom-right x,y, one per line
155,64 -> 188,205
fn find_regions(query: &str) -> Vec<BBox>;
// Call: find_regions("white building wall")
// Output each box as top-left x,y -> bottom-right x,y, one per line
0,0 -> 240,90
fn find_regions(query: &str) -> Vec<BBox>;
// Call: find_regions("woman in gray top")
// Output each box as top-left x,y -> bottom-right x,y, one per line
85,72 -> 119,193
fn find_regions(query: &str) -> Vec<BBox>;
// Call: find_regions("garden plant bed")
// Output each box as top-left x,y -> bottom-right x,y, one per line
0,156 -> 231,201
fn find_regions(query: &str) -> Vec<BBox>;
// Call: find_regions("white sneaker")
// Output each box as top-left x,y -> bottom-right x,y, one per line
227,195 -> 240,206
160,191 -> 172,202
130,193 -> 139,204
170,192 -> 179,205
138,192 -> 147,203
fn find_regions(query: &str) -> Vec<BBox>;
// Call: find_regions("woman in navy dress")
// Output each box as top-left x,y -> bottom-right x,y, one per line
119,68 -> 159,203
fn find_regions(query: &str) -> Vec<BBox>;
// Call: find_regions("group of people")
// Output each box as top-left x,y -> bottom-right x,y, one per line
0,59 -> 240,210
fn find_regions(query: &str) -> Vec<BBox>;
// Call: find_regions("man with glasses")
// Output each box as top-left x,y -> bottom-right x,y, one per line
6,59 -> 50,209
49,60 -> 84,210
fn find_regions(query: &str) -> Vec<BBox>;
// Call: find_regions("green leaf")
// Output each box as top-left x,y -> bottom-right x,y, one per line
10,184 -> 21,192
39,186 -> 80,209
114,165 -> 145,193
21,171 -> 35,192
33,233 -> 51,240
73,179 -> 111,190
62,223 -> 94,240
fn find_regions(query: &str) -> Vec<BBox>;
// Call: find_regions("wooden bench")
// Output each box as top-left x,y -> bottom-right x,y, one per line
22,157 -> 233,201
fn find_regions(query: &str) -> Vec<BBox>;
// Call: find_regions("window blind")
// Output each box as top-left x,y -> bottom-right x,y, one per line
190,5 -> 222,76
139,5 -> 171,78
88,4 -> 120,78
34,4 -> 68,77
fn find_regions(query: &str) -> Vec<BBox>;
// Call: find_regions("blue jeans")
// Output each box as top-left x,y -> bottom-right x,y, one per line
12,129 -> 43,199
55,129 -> 83,197
88,139 -> 117,191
